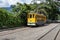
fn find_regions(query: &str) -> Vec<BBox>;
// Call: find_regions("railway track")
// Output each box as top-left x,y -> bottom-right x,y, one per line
38,24 -> 60,40
54,29 -> 60,40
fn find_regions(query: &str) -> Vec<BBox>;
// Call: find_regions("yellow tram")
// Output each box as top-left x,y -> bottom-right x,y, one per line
27,12 -> 46,26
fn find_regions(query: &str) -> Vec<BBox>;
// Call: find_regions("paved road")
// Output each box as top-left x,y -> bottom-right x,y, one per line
0,23 -> 59,40
38,24 -> 60,40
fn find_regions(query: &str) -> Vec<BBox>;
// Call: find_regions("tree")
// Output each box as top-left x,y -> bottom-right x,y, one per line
11,3 -> 33,25
46,0 -> 60,20
0,8 -> 9,28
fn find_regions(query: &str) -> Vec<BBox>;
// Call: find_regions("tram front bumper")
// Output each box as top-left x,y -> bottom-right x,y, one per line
27,23 -> 36,26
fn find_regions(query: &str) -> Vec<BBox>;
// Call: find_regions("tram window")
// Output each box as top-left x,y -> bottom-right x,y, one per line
30,14 -> 32,18
33,14 -> 34,18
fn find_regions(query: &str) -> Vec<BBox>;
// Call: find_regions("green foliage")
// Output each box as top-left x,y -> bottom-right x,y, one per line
0,8 -> 22,28
0,8 -> 9,28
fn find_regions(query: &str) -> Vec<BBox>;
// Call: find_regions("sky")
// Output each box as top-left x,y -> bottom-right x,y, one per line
0,0 -> 58,7
0,0 -> 32,7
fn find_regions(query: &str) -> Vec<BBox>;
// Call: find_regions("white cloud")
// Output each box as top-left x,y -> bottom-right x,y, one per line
0,0 -> 32,7
37,1 -> 41,4
8,0 -> 23,5
8,0 -> 32,5
25,0 -> 32,4
0,0 -> 10,7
